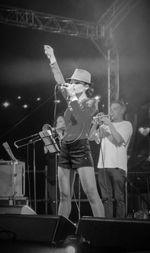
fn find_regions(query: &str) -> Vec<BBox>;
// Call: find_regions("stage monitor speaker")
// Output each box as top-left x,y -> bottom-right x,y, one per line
0,214 -> 76,245
76,217 -> 150,251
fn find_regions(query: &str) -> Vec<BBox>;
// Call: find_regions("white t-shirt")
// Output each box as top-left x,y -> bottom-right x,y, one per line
97,121 -> 133,172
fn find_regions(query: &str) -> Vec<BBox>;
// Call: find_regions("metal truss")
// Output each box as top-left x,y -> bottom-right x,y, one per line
108,47 -> 120,106
0,4 -> 99,40
0,1 -> 141,111
92,28 -> 120,114
95,0 -> 141,110
97,0 -> 141,34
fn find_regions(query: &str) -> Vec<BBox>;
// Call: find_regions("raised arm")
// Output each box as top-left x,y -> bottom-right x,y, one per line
44,45 -> 65,85
44,45 -> 82,108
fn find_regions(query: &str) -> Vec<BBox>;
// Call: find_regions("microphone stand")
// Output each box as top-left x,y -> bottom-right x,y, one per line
32,139 -> 40,212
32,141 -> 36,212
26,142 -> 31,207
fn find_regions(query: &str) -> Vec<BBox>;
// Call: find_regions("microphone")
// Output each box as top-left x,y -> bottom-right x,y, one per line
62,83 -> 70,88
56,83 -> 70,89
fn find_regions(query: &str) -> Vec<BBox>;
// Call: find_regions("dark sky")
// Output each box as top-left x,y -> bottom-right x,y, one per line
0,0 -> 150,159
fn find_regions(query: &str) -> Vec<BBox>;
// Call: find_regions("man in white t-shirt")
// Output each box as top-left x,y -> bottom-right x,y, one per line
89,100 -> 133,218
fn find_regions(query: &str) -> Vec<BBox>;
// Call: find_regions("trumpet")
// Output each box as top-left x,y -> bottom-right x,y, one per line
93,113 -> 110,124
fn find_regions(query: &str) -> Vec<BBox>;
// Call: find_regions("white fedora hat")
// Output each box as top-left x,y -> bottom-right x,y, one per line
68,68 -> 92,85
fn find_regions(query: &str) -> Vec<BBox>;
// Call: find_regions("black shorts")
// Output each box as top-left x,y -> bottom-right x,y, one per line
58,139 -> 94,170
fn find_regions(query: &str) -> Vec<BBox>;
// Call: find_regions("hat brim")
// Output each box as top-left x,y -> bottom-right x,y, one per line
66,78 -> 93,86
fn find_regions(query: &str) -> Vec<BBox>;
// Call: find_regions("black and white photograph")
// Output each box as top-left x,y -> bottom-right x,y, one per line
0,0 -> 150,252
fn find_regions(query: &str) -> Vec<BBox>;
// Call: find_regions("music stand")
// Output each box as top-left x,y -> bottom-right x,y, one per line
39,129 -> 60,214
39,129 -> 60,154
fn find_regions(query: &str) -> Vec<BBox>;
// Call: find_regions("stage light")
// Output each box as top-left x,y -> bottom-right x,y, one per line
17,96 -> 22,100
94,95 -> 101,101
2,101 -> 10,108
63,236 -> 79,253
62,235 -> 90,253
54,99 -> 61,104
65,245 -> 76,253
22,104 -> 28,109
36,97 -> 41,101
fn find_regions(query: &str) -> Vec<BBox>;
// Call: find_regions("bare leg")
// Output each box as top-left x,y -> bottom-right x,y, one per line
78,166 -> 105,217
57,166 -> 75,218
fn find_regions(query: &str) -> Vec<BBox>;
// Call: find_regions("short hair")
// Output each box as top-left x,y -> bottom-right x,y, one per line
53,113 -> 64,127
85,86 -> 94,98
111,99 -> 127,113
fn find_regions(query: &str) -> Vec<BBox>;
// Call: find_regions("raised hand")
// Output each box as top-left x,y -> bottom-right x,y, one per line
44,45 -> 56,65
101,115 -> 111,126
44,44 -> 65,85
44,45 -> 54,58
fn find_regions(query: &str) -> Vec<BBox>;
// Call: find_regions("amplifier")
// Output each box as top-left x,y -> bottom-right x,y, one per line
0,197 -> 28,206
0,160 -> 25,197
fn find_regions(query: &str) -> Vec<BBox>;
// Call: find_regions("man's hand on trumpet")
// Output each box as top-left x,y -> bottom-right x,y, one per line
93,112 -> 111,126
